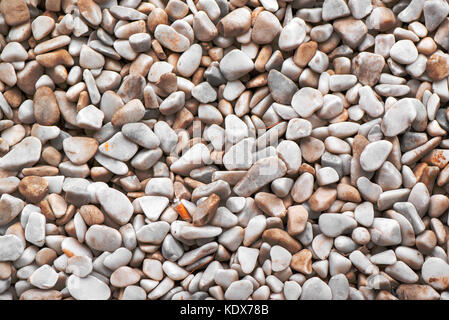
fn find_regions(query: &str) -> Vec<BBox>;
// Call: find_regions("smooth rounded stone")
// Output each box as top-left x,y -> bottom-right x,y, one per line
110,266 -> 140,288
397,284 -> 440,300
0,177 -> 20,194
223,137 -> 254,170
131,148 -> 163,171
271,177 -> 294,198
79,45 -> 105,69
270,245 -> 292,272
251,11 -> 281,44
390,40 -> 418,65
76,105 -> 104,130
381,98 -> 421,136
19,176 -> 49,203
328,274 -> 349,300
278,18 -> 306,51
99,132 -> 138,162
33,87 -> 60,126
154,24 -> 189,53
385,261 -> 419,284
318,214 -> 357,238
85,225 -> 122,252
243,215 -> 266,247
262,228 -> 301,254
426,52 -> 449,81
424,0 -> 449,32
62,137 -> 98,165
67,275 -> 111,300
329,75 -> 357,92
333,17 -> 368,49
268,70 -> 298,105
129,33 -> 152,52
24,212 -> 46,247
286,119 -> 312,140
121,285 -> 146,300
352,52 -> 385,86
308,187 -> 337,212
291,88 -> 323,118
0,42 -> 28,62
224,280 -> 253,300
0,194 -> 25,226
97,187 -> 133,225
29,265 -> 58,290
233,157 -> 287,197
111,99 -> 145,127
370,218 -> 402,246
225,114 -> 248,144
139,196 -> 169,222
0,0 -> 29,26
19,289 -> 61,300
94,153 -> 128,176
237,247 -> 259,274
31,16 -> 54,41
66,256 -> 93,277
219,49 -> 255,81
359,140 -> 393,172
316,167 -> 339,186
177,44 -> 202,78
354,202 -> 374,227
145,178 -> 174,199
0,235 -> 24,262
217,7 -> 251,37
283,280 -> 302,300
170,143 -> 211,176
422,257 -> 449,290
136,221 -> 170,244
300,277 -> 332,300
358,86 -> 384,118
191,83 -> 217,104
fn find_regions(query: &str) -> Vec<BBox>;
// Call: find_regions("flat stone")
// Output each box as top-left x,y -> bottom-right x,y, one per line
219,49 -> 255,81
85,225 -> 122,252
233,157 -> 287,197
63,137 -> 98,165
97,187 -> 133,225
370,218 -> 402,246
359,140 -> 393,172
300,277 -> 332,300
319,214 -> 357,237
67,275 -> 111,300
381,98 -> 419,136
0,235 -> 24,261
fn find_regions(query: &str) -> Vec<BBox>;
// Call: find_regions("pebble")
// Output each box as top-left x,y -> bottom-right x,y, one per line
97,187 -> 133,225
219,49 -> 254,81
0,0 -> 445,302
300,277 -> 332,300
359,140 -> 393,172
29,265 -> 58,290
67,275 -> 111,300
85,225 -> 122,252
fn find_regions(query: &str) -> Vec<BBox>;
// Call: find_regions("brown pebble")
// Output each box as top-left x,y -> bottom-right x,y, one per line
293,41 -> 318,68
290,249 -> 312,274
308,187 -> 338,212
262,228 -> 302,254
35,248 -> 58,266
79,205 -> 105,226
426,52 -> 449,81
19,176 -> 49,203
287,205 -> 308,236
192,193 -> 220,226
0,0 -> 30,26
33,86 -> 60,125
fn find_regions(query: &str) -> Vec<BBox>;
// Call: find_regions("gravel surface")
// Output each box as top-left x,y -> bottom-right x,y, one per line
0,0 -> 448,301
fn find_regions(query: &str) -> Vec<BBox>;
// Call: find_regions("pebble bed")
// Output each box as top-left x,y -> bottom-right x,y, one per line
0,0 -> 449,301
